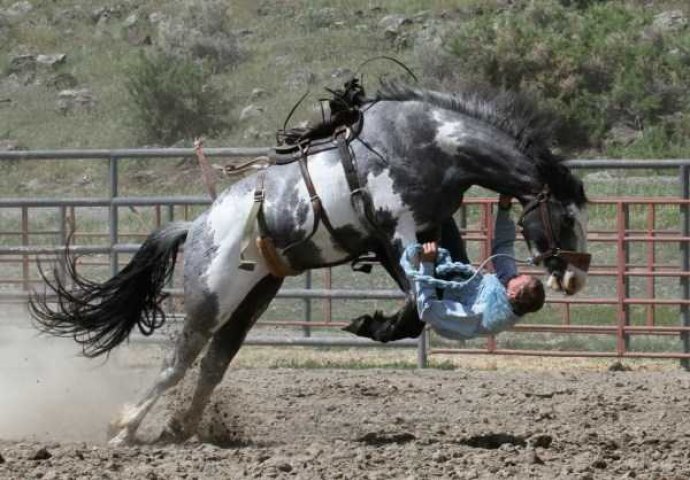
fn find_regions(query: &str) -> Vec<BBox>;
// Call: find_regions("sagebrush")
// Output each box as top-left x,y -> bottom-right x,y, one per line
125,52 -> 231,146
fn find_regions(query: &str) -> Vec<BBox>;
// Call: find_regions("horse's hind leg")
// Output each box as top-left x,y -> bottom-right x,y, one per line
108,307 -> 214,446
157,274 -> 283,443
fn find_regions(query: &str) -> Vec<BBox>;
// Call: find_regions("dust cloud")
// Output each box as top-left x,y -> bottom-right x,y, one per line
0,304 -> 158,443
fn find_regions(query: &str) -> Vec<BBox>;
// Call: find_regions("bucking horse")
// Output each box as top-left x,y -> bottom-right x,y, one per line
30,80 -> 590,445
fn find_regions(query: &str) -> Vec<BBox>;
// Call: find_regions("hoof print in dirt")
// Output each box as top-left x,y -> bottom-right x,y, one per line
357,431 -> 416,446
0,452 -> 5,464
460,433 -> 526,450
608,361 -> 632,372
29,447 -> 52,461
528,434 -> 553,449
525,449 -> 545,465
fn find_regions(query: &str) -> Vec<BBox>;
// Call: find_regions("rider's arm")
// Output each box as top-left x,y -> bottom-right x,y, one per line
491,206 -> 519,285
413,262 -> 483,340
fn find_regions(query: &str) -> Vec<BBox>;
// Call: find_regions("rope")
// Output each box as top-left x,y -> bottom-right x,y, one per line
222,156 -> 271,176
400,244 -> 534,292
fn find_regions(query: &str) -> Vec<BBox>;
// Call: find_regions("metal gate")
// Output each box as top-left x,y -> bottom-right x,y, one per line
0,150 -> 688,367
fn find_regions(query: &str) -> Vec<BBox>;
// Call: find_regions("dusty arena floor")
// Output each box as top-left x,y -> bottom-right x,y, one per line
2,305 -> 689,480
3,363 -> 690,480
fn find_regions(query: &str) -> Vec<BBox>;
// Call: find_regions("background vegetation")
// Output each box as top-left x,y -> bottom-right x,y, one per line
0,0 -> 688,156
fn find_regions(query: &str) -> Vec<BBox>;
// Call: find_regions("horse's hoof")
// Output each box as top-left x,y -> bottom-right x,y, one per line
155,428 -> 178,444
108,429 -> 136,447
155,418 -> 191,444
107,403 -> 137,434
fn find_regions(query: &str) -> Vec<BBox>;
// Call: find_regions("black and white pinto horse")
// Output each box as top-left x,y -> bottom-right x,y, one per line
30,84 -> 588,445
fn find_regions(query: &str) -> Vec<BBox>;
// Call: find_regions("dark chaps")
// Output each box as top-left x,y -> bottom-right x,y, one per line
343,218 -> 468,342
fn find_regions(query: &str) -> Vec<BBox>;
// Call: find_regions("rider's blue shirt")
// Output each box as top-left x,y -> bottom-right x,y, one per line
413,209 -> 520,341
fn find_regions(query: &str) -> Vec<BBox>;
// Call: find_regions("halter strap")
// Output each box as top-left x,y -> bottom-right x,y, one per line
518,186 -> 560,265
517,186 -> 592,272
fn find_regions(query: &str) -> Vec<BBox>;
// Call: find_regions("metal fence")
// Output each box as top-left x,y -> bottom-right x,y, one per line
0,149 -> 688,367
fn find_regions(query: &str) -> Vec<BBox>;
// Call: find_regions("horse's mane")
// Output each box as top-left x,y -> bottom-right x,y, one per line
375,83 -> 587,206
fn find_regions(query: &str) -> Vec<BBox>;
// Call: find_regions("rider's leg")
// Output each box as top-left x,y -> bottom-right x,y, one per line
343,297 -> 423,342
343,217 -> 466,342
440,217 -> 469,263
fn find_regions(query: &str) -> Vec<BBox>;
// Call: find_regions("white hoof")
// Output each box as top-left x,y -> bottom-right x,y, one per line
107,403 -> 141,446
156,416 -> 191,444
108,428 -> 135,447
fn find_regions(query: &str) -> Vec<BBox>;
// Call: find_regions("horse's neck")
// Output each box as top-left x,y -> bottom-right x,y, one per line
422,105 -> 543,200
468,158 -> 542,201
432,112 -> 541,198
357,101 -> 545,223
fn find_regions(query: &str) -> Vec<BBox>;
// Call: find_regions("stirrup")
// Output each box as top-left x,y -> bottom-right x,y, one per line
238,259 -> 256,271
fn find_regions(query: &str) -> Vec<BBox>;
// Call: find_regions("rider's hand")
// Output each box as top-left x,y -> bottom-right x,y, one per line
420,242 -> 438,264
498,194 -> 513,210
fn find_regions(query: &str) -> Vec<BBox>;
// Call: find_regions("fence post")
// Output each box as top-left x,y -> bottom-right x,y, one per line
21,206 -> 29,291
303,271 -> 312,337
108,156 -> 119,276
323,268 -> 333,324
57,205 -> 67,284
615,202 -> 627,357
165,204 -> 176,314
623,203 -> 631,351
680,166 -> 690,370
417,326 -> 428,368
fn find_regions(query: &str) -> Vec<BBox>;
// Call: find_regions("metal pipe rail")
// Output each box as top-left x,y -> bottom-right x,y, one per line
1,150 -> 690,367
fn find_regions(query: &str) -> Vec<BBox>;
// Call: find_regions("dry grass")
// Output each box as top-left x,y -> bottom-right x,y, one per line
232,347 -> 681,372
115,341 -> 682,373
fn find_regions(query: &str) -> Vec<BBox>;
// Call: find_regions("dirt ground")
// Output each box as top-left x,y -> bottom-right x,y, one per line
2,365 -> 690,480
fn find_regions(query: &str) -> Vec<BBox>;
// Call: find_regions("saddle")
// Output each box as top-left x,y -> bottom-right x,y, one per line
240,79 -> 378,277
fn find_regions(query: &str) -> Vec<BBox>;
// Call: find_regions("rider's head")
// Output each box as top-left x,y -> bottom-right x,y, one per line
506,274 -> 545,316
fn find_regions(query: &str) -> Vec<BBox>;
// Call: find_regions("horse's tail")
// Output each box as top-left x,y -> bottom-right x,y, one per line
29,222 -> 191,358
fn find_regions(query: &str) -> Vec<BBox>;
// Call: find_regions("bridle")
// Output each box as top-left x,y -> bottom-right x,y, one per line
517,186 -> 592,273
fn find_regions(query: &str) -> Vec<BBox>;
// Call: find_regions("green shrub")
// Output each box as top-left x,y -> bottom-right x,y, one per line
158,0 -> 245,72
125,52 -> 231,146
447,1 -> 690,152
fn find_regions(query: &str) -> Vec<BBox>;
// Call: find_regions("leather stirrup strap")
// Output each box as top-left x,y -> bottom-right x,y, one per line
336,132 -> 408,288
297,155 -> 323,241
337,133 -> 359,194
298,148 -> 356,255
239,169 -> 266,271
282,140 -> 359,258
337,133 -> 377,230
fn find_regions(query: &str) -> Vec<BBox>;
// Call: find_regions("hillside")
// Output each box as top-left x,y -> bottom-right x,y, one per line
0,0 -> 689,158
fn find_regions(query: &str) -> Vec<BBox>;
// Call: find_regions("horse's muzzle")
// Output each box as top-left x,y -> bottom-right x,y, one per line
558,251 -> 592,273
543,251 -> 591,295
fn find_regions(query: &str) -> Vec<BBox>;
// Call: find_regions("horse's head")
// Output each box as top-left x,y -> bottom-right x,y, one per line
518,186 -> 590,295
